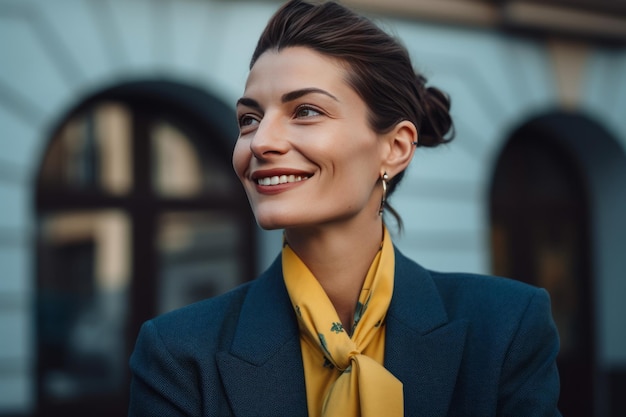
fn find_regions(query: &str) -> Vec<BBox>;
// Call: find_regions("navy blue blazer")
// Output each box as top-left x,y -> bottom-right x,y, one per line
129,248 -> 561,416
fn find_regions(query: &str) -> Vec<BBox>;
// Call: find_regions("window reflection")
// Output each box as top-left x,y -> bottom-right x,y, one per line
157,211 -> 242,314
41,103 -> 132,195
38,210 -> 130,401
492,219 -> 581,356
151,121 -> 237,197
152,122 -> 203,197
532,224 -> 580,357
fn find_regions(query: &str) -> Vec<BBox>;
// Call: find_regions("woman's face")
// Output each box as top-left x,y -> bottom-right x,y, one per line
233,46 -> 387,230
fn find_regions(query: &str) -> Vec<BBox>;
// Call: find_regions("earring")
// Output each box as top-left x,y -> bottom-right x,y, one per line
378,172 -> 389,216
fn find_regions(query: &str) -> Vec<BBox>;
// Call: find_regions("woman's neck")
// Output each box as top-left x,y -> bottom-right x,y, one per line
285,218 -> 384,329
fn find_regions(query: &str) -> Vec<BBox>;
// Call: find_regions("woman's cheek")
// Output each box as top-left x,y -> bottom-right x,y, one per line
232,140 -> 250,181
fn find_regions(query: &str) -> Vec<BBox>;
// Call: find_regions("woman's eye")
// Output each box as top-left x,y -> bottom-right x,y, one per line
238,114 -> 260,128
294,106 -> 322,119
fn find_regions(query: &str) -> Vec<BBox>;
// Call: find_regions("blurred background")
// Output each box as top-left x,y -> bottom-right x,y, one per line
0,0 -> 625,415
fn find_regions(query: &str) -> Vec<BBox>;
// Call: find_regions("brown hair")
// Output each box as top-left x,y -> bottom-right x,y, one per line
251,0 -> 455,225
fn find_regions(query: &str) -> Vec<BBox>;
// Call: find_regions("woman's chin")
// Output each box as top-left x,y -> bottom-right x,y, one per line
255,220 -> 284,231
254,211 -> 314,231
254,213 -> 289,230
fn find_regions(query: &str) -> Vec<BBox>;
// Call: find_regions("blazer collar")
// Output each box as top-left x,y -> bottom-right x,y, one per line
217,248 -> 468,417
385,248 -> 468,417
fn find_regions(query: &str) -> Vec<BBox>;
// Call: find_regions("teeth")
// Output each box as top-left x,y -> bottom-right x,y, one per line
257,175 -> 308,186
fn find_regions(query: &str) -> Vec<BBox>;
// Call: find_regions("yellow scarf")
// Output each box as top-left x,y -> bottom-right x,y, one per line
282,228 -> 403,417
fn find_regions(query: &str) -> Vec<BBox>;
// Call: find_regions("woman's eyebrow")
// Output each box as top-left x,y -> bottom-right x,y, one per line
236,97 -> 262,111
237,88 -> 338,109
282,88 -> 339,103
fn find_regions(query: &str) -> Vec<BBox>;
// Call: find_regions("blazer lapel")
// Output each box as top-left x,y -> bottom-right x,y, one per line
385,248 -> 468,417
216,257 -> 308,417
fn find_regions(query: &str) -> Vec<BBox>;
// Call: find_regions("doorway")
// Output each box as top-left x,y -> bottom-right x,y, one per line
489,114 -> 594,417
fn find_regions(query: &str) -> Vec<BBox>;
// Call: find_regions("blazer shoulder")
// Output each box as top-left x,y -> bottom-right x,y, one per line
394,247 -> 544,315
431,270 -> 542,300
429,269 -> 551,329
145,281 -> 252,352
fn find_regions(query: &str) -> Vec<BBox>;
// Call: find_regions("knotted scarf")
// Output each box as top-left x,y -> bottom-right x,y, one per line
282,228 -> 403,417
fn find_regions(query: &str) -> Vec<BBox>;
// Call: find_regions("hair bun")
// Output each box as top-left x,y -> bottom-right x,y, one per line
417,84 -> 454,147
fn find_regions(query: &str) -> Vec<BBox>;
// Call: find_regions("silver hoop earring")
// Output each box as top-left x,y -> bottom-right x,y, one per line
378,172 -> 389,216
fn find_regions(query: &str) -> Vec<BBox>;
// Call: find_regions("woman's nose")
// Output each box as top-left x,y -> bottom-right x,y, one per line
249,114 -> 289,159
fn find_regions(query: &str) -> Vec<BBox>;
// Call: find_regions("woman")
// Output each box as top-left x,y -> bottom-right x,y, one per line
129,1 -> 561,416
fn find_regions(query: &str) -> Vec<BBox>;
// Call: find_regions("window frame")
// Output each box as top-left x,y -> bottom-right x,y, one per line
34,82 -> 254,416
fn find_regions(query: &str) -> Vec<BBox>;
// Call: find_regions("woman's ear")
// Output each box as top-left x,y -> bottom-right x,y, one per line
380,120 -> 417,178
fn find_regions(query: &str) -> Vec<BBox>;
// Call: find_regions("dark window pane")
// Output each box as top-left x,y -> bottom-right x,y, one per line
157,211 -> 243,314
37,211 -> 131,402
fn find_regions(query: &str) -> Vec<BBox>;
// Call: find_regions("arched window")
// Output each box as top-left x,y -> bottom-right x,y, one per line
34,82 -> 254,416
489,118 -> 594,417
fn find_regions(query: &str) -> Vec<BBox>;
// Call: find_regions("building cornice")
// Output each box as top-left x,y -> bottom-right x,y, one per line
343,0 -> 626,44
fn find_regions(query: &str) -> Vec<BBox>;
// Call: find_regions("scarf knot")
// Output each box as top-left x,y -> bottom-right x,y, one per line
323,337 -> 358,371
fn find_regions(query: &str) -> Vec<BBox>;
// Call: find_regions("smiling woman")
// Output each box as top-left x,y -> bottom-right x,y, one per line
128,1 -> 562,416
